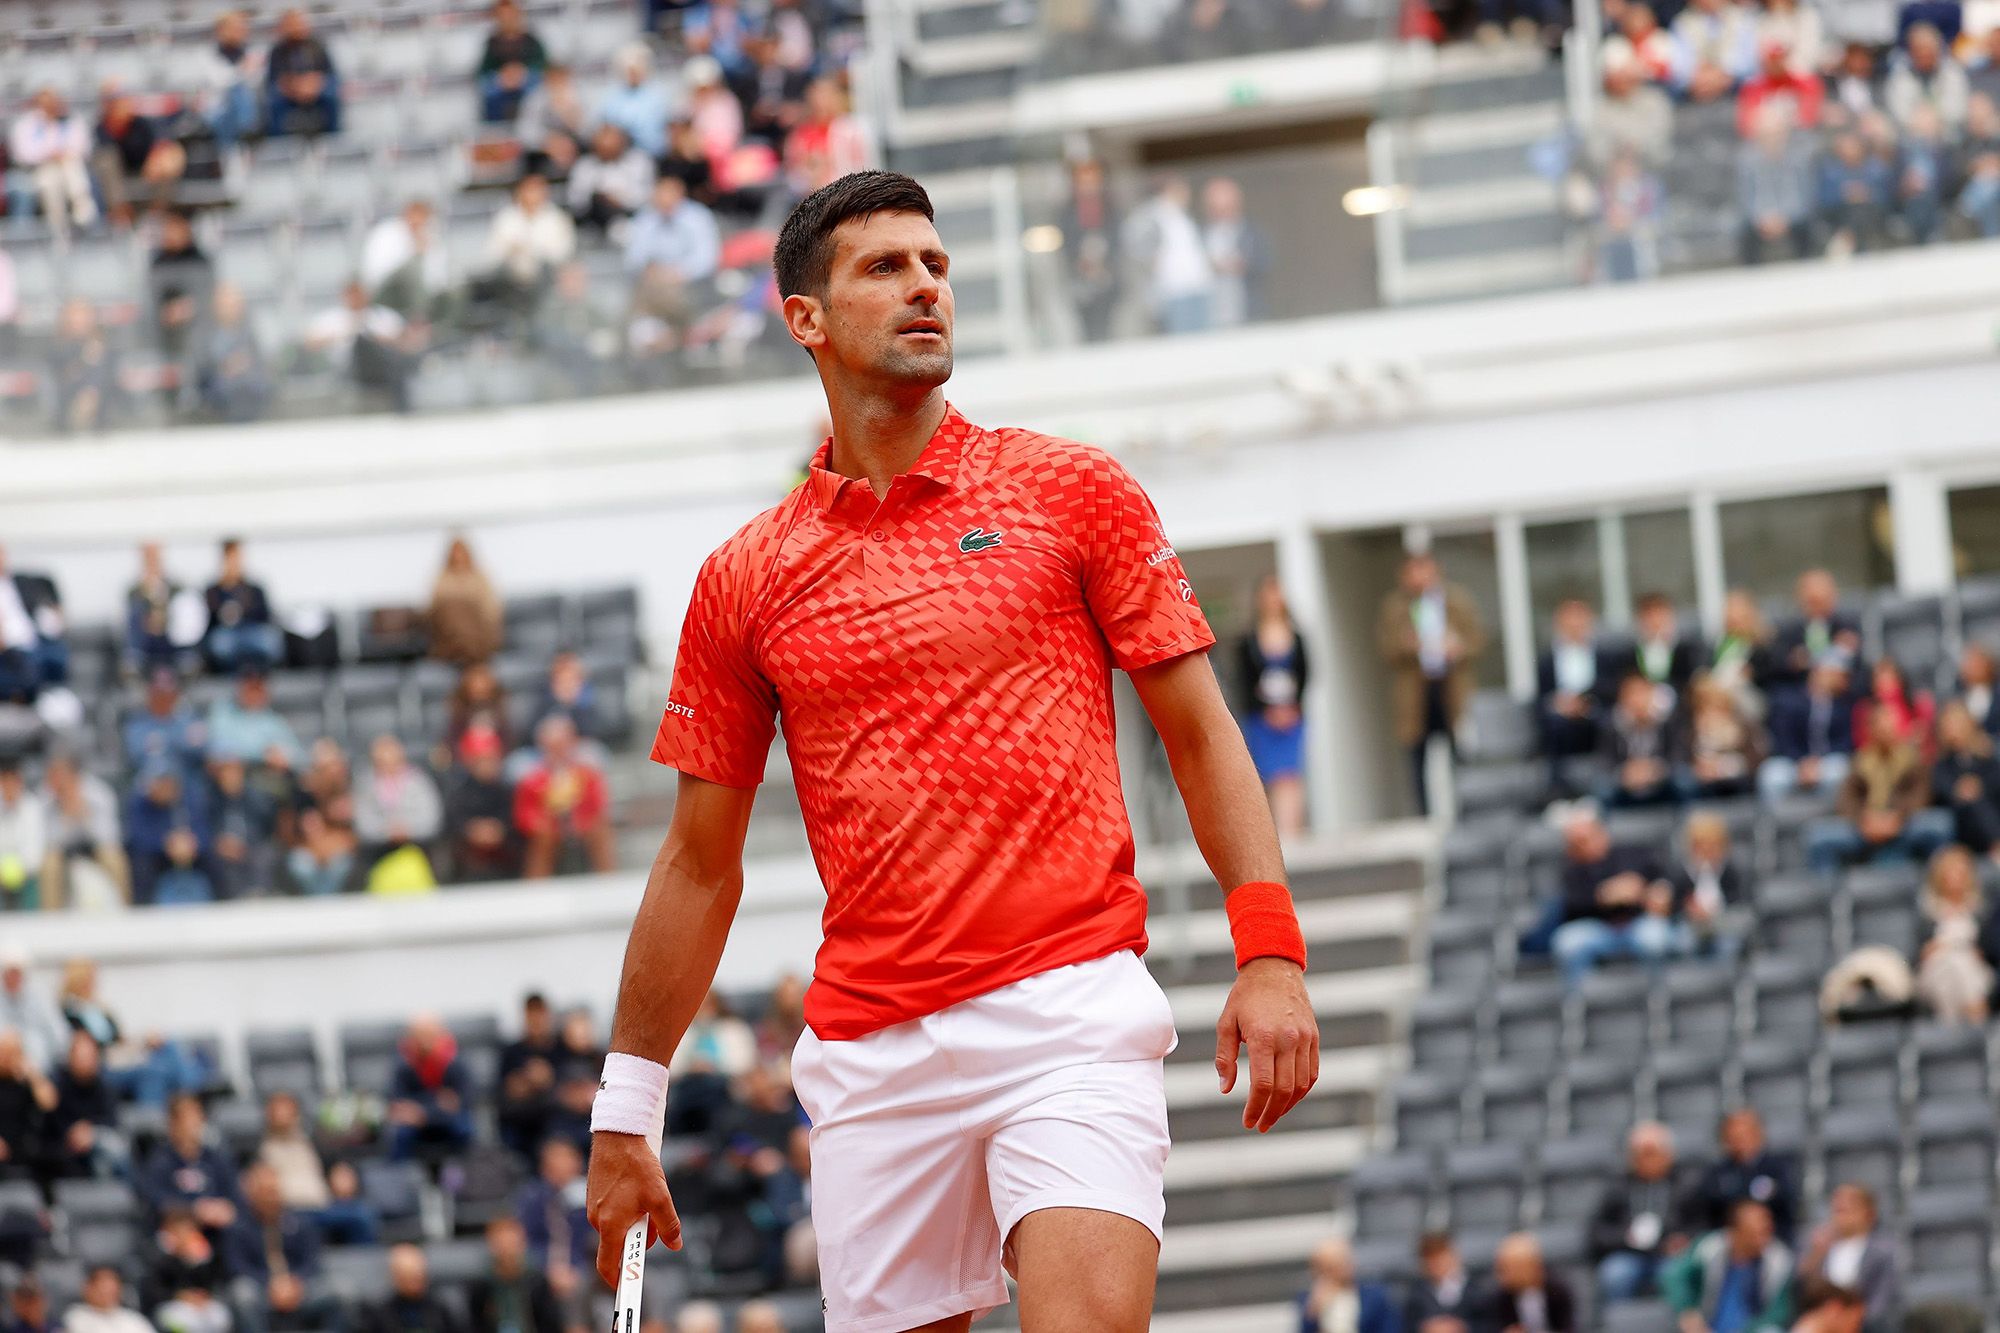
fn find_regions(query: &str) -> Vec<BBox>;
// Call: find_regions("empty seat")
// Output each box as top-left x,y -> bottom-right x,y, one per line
336,666 -> 409,746
1563,1055 -> 1641,1138
246,1026 -> 321,1099
1651,1046 -> 1727,1143
1738,1037 -> 1812,1142
1913,1097 -> 1995,1196
320,1245 -> 393,1305
1538,1134 -> 1620,1225
1348,1151 -> 1434,1241
577,587 -> 641,658
1475,1064 -> 1550,1145
1461,691 -> 1536,763
1392,1071 -> 1465,1151
1753,874 -> 1836,966
504,594 -> 567,657
1493,978 -> 1566,1068
1578,969 -> 1652,1054
52,1179 -> 136,1222
1904,1188 -> 1991,1284
1913,1022 -> 1988,1102
1602,1299 -> 1676,1333
1428,912 -> 1498,995
1409,990 -> 1482,1072
1444,1142 -> 1527,1237
1819,1107 -> 1903,1208
209,1098 -> 268,1162
1960,577 -> 2000,651
341,1020 -> 406,1094
358,1159 -> 427,1244
1662,960 -> 1737,1049
1454,762 -> 1544,820
1748,955 -> 1823,1044
1876,592 -> 1950,688
1824,1023 -> 1905,1109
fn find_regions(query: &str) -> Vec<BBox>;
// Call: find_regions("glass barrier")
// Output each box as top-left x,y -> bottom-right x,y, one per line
1032,0 -> 1380,80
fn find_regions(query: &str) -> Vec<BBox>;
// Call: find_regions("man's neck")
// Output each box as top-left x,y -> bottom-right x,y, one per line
823,390 -> 948,500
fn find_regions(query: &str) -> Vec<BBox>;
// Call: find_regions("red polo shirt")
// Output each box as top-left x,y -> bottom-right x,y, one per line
650,404 -> 1215,1039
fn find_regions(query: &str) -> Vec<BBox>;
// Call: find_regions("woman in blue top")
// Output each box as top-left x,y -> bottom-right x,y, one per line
1238,574 -> 1310,839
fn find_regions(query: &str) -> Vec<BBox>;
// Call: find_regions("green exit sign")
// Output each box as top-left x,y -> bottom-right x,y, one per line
1227,80 -> 1261,106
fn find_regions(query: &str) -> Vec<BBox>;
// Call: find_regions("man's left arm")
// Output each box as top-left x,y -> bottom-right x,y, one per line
1130,651 -> 1319,1133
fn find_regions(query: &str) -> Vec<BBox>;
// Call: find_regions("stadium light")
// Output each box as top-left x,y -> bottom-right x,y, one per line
1020,225 -> 1065,254
1341,185 -> 1406,217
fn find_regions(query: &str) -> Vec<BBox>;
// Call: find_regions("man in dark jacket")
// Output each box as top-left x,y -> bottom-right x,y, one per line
0,1031 -> 50,1185
1665,812 -> 1747,961
265,8 -> 341,137
1662,1199 -> 1795,1331
48,1030 -> 117,1180
137,1093 -> 239,1235
1628,592 -> 1702,708
1406,1230 -> 1478,1329
467,1216 -> 564,1333
497,994 -> 559,1158
1768,568 -> 1862,693
1471,1232 -> 1576,1333
1678,1108 -> 1801,1242
1548,810 -> 1683,991
387,1015 -> 473,1162
202,537 -> 283,674
1591,1122 -> 1685,1304
365,1244 -> 464,1333
1600,672 -> 1686,807
1536,598 -> 1622,797
1761,662 -> 1857,803
0,545 -> 66,704
222,1162 -> 332,1333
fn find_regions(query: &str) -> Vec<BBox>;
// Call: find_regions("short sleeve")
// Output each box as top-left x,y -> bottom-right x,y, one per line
1050,444 -> 1216,671
650,548 -> 777,788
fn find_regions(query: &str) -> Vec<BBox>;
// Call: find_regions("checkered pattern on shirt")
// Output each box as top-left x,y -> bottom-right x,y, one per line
651,404 -> 1216,1039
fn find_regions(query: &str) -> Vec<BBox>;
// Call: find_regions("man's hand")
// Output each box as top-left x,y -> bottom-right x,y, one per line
587,1131 -> 683,1288
1215,958 -> 1319,1133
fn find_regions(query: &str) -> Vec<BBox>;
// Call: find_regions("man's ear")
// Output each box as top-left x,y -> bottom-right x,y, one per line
781,292 -> 825,354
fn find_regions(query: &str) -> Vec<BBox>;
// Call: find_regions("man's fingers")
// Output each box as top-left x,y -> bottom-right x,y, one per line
650,1187 -> 684,1251
1214,1011 -> 1241,1094
594,1222 -> 623,1291
1242,1035 -> 1277,1131
1257,1033 -> 1299,1133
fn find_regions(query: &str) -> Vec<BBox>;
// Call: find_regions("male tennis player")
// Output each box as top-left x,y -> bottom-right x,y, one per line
586,170 -> 1317,1333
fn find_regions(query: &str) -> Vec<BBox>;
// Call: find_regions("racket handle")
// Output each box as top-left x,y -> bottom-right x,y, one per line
613,1218 -> 648,1333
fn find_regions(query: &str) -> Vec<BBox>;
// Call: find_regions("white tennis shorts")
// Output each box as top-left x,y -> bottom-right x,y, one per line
790,948 -> 1178,1333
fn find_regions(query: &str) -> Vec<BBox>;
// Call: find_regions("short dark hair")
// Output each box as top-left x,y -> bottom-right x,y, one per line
1796,1278 -> 1865,1313
1416,1230 -> 1455,1259
220,536 -> 242,555
773,170 -> 934,302
1636,591 -> 1673,616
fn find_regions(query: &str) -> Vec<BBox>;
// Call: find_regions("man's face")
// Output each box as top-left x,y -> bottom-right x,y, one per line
541,1141 -> 581,1186
33,91 -> 59,119
218,13 -> 248,46
518,175 -> 549,212
1554,602 -> 1593,643
68,1033 -> 99,1078
524,1001 -> 552,1040
488,1220 -> 527,1268
1420,1243 -> 1459,1281
1631,1133 -> 1672,1180
239,677 -> 268,710
1829,1185 -> 1872,1238
267,1093 -> 298,1133
1798,571 -> 1836,617
84,1274 -> 119,1311
14,1287 -> 46,1325
280,9 -> 310,41
800,211 -> 954,387
1730,1204 -> 1774,1257
222,545 -> 244,580
652,178 -> 686,215
162,216 -> 193,251
388,1247 -> 427,1299
1722,1111 -> 1763,1159
1639,604 -> 1675,642
0,773 -> 20,806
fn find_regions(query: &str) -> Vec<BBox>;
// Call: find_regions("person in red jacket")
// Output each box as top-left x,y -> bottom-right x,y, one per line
1738,37 -> 1825,136
513,714 -> 614,878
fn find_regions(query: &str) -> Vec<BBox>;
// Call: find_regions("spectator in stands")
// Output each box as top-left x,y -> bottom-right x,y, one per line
157,832 -> 218,911
1379,551 -> 1483,816
0,1028 -> 51,1182
1794,1184 -> 1900,1327
1681,1109 -> 1799,1240
569,124 -> 654,236
685,0 -> 758,78
196,11 -> 263,150
91,86 -> 184,230
125,761 -> 210,907
49,1028 -> 117,1180
425,537 -> 502,668
516,1137 -> 591,1305
625,175 -> 723,350
1761,662 -> 1857,802
513,715 -> 614,878
1773,570 -> 1861,689
1955,93 -> 2000,238
285,739 -> 355,896
0,763 -> 46,910
1666,811 -> 1746,959
1124,175 -> 1213,335
534,260 -> 622,391
1237,574 -> 1309,838
1738,104 -> 1818,263
48,299 -> 122,436
1602,671 -> 1685,806
1200,176 -> 1268,328
1805,704 -> 1951,871
517,64 -> 589,184
1914,843 -> 1990,1023
658,114 -> 720,208
40,748 -> 129,911
596,44 -> 674,160
1059,157 -> 1122,344
1472,1232 -> 1576,1332
1886,23 -> 1968,132
1296,1236 -> 1398,1333
671,988 -> 759,1083
736,1304 -> 784,1333
757,972 -> 807,1062
1932,700 -> 2000,852
480,173 -> 576,320
387,1014 -> 473,1162
1537,598 -> 1618,798
300,282 -> 428,414
498,993 -> 558,1156
124,668 -> 205,786
140,1094 -> 239,1234
354,735 -> 444,882
1592,1121 -> 1685,1303
64,1268 -> 152,1333
202,540 -> 283,676
444,726 -> 518,883
316,1161 -> 379,1247
360,201 -> 453,324
0,956 -> 60,1084
445,663 -> 513,763
1854,658 -> 1932,750
1663,1199 -> 1795,1331
145,1206 -> 231,1333
9,89 -> 97,235
207,753 -> 282,899
543,1008 -> 602,1151
686,57 -> 749,166
255,1091 -> 329,1214
220,1160 -> 324,1326
264,9 -> 342,138
677,1308 -> 724,1333
783,77 -> 868,200
7,1274 -> 52,1333
149,210 -> 215,362
1632,593 -> 1700,704
364,1245 -> 462,1333
192,283 -> 271,424
1547,809 -> 1685,988
1604,3 -> 1679,83
1895,102 -> 1950,243
0,549 -> 65,702
1685,677 -> 1765,801
478,1 -> 548,125
1405,1230 -> 1475,1329
1757,0 -> 1825,73
735,33 -> 812,150
127,543 -> 183,677
1675,0 -> 1757,100
531,652 -> 600,743
205,667 -> 301,771
1819,126 -> 1893,254
468,1216 -> 562,1333
1738,39 -> 1826,138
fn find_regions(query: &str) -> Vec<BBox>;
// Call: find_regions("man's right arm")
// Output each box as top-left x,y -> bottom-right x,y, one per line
585,770 -> 757,1285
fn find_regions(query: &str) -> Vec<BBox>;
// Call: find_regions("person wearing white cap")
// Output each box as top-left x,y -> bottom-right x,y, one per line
594,41 -> 674,158
0,946 -> 67,1075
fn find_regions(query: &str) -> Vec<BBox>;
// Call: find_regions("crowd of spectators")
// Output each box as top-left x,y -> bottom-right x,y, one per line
6,0 -> 868,432
0,535 -> 626,908
1583,0 -> 2000,281
0,957 -> 817,1333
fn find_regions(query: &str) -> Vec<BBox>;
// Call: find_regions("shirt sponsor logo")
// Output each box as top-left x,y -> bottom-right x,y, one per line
958,527 -> 1005,553
1146,544 -> 1179,567
664,701 -> 696,720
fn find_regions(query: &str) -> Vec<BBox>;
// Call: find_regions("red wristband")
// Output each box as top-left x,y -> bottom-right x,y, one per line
1224,880 -> 1308,971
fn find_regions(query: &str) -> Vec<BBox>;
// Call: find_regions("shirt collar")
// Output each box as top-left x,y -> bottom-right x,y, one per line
806,402 -> 972,512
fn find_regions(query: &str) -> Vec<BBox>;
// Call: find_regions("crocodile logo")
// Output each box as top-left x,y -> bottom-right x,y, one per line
958,527 -> 1004,553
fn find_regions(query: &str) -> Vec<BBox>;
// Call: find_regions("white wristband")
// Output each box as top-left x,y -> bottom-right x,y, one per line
591,1052 -> 670,1154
